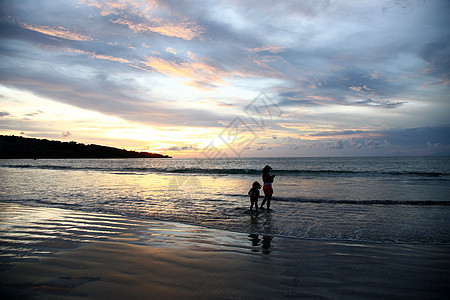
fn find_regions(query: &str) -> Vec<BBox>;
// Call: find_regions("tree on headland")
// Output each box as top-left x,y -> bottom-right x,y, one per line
0,135 -> 171,159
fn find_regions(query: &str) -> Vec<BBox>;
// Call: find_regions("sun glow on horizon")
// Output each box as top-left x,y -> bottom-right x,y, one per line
0,85 -> 227,157
1,1 -> 449,157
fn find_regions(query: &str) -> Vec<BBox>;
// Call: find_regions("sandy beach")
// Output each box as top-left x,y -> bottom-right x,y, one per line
1,203 -> 449,299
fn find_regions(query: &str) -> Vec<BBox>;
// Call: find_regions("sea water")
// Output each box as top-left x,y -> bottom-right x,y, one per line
1,157 -> 449,244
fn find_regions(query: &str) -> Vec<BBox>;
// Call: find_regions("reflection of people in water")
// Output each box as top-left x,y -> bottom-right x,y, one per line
248,234 -> 272,254
262,235 -> 272,254
248,234 -> 261,251
260,165 -> 275,210
248,181 -> 261,211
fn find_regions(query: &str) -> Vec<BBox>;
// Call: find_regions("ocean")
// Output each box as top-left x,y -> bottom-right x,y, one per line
1,156 -> 449,245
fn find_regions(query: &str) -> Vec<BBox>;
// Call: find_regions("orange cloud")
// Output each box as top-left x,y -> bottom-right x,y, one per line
166,47 -> 176,55
18,23 -> 92,41
349,85 -> 372,92
438,78 -> 450,86
246,45 -> 285,53
419,77 -> 450,89
112,18 -> 203,40
141,54 -> 242,88
83,0 -> 204,40
81,0 -> 157,16
64,48 -> 131,64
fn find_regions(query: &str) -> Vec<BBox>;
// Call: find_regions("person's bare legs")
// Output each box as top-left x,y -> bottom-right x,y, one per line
260,194 -> 271,209
250,199 -> 257,211
266,194 -> 272,210
260,198 -> 266,209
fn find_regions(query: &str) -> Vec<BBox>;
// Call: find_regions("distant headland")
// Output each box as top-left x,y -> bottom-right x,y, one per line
0,135 -> 171,159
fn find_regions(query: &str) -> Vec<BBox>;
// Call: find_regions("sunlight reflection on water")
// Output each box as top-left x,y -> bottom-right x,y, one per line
1,158 -> 449,244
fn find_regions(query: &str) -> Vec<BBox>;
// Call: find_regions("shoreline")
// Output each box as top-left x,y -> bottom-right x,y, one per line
1,203 -> 449,299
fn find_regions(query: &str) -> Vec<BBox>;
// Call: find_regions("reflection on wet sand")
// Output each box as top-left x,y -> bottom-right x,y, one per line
248,234 -> 273,254
1,203 -> 449,299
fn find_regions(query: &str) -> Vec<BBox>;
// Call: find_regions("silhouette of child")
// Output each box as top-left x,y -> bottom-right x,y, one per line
248,181 -> 261,211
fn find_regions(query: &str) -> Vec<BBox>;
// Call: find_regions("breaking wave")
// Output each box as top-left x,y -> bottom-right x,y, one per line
1,164 -> 447,178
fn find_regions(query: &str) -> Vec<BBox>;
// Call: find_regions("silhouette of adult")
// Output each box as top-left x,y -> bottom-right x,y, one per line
260,165 -> 275,209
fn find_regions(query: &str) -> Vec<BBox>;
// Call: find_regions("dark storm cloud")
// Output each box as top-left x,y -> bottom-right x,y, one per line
420,40 -> 450,83
353,98 -> 405,109
306,125 -> 450,155
309,130 -> 369,137
309,125 -> 450,145
382,125 -> 450,146
276,64 -> 412,110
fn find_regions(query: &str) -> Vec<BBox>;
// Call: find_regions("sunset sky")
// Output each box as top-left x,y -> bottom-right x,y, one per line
1,0 -> 449,157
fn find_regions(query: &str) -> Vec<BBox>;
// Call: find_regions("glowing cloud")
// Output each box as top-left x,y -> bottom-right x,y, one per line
112,19 -> 203,40
1,0 -> 449,156
141,54 -> 241,89
83,0 -> 204,40
65,48 -> 132,64
246,45 -> 285,53
18,22 -> 92,41
165,47 -> 176,55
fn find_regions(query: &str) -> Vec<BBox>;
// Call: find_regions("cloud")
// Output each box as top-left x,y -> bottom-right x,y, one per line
352,98 -> 405,109
304,125 -> 450,155
278,92 -> 332,107
349,138 -> 362,149
201,98 -> 234,108
364,138 -> 390,149
381,125 -> 450,146
275,64 -> 411,110
62,47 -> 132,64
309,130 -> 372,137
165,47 -> 176,55
246,45 -> 285,54
0,66 -> 227,127
308,125 -> 450,147
1,0 -> 449,156
82,0 -> 204,40
18,22 -> 93,41
24,110 -> 44,117
256,145 -> 271,151
167,145 -> 198,151
349,85 -> 372,93
140,54 -> 240,88
420,40 -> 450,86
112,18 -> 204,40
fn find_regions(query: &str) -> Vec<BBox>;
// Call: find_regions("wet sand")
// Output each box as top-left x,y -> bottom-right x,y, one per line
1,203 -> 449,299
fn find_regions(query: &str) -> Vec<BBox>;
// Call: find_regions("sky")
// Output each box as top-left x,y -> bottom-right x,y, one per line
0,0 -> 449,157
